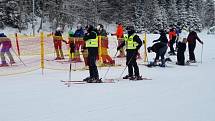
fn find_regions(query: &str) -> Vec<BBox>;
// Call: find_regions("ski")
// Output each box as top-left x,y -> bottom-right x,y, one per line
104,77 -> 152,81
60,79 -> 115,85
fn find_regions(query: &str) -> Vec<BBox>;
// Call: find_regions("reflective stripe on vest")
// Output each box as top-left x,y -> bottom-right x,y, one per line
86,32 -> 98,47
124,34 -> 138,49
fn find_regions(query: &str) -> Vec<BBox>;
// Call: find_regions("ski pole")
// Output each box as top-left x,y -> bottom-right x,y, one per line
103,51 -> 118,79
201,44 -> 203,64
67,61 -> 72,87
118,53 -> 136,80
11,47 -> 27,67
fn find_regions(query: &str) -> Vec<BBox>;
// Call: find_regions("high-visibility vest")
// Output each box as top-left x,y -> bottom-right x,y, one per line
124,34 -> 138,50
86,31 -> 98,47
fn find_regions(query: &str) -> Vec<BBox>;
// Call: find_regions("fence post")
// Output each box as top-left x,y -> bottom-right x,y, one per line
40,32 -> 45,74
144,33 -> 148,63
98,35 -> 102,65
15,33 -> 21,56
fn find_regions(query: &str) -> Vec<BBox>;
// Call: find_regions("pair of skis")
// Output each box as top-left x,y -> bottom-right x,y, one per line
60,79 -> 115,86
60,77 -> 152,86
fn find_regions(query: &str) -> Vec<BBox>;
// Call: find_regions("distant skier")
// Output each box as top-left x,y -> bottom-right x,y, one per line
168,26 -> 177,55
147,42 -> 168,67
83,25 -> 101,83
0,33 -> 15,67
153,29 -> 171,62
112,22 -> 125,58
53,27 -> 65,60
73,24 -> 85,62
187,29 -> 204,63
176,28 -> 188,65
117,26 -> 143,80
96,24 -> 115,65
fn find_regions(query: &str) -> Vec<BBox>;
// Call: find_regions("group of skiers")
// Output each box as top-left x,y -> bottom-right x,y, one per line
147,24 -> 203,67
0,33 -> 15,67
0,23 -> 204,83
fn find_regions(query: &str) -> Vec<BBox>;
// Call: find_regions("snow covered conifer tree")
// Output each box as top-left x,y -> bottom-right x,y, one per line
177,0 -> 189,27
187,0 -> 203,31
134,0 -> 145,32
204,0 -> 215,28
167,0 -> 178,26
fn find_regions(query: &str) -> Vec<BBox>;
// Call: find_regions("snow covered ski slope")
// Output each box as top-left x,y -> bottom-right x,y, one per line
0,33 -> 214,121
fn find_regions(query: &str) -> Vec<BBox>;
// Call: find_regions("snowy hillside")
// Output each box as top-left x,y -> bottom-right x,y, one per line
0,32 -> 215,121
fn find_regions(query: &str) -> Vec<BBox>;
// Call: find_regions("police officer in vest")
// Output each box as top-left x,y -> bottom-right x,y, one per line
117,26 -> 143,80
83,25 -> 101,83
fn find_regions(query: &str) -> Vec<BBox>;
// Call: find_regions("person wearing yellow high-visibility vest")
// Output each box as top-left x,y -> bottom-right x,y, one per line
83,25 -> 101,83
117,26 -> 144,80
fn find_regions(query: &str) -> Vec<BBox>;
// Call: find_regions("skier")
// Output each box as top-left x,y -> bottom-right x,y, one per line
168,26 -> 177,55
176,28 -> 188,65
53,27 -> 65,60
117,26 -> 143,80
67,29 -> 76,61
147,42 -> 168,67
176,38 -> 187,65
83,25 -> 101,83
0,33 -> 15,67
153,29 -> 171,62
187,29 -> 204,63
112,22 -> 125,58
73,24 -> 85,62
96,24 -> 115,65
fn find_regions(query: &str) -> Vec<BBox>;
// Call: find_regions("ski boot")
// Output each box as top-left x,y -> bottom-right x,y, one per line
0,63 -> 9,67
187,60 -> 196,63
87,77 -> 102,83
83,77 -> 91,82
165,58 -> 172,62
123,75 -> 133,79
54,57 -> 61,60
147,62 -> 156,67
110,60 -> 115,66
129,75 -> 143,81
159,63 -> 166,67
10,61 -> 16,64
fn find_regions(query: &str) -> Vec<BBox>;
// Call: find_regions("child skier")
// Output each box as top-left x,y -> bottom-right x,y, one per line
117,26 -> 143,80
0,33 -> 15,67
176,28 -> 188,65
73,24 -> 85,62
176,39 -> 187,65
96,24 -> 115,65
53,27 -> 65,60
168,26 -> 177,55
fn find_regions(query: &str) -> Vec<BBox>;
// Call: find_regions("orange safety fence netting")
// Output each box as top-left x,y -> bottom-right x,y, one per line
0,33 -> 148,76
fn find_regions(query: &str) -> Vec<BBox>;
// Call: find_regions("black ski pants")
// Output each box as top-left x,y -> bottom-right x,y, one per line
177,42 -> 186,65
126,51 -> 139,76
88,47 -> 99,78
188,42 -> 196,61
170,36 -> 176,53
155,45 -> 168,62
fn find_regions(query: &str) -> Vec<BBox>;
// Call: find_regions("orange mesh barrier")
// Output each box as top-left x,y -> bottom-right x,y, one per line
0,33 -> 148,76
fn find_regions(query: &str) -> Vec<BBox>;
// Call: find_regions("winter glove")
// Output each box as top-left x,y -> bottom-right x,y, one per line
117,46 -> 121,51
201,41 -> 204,44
